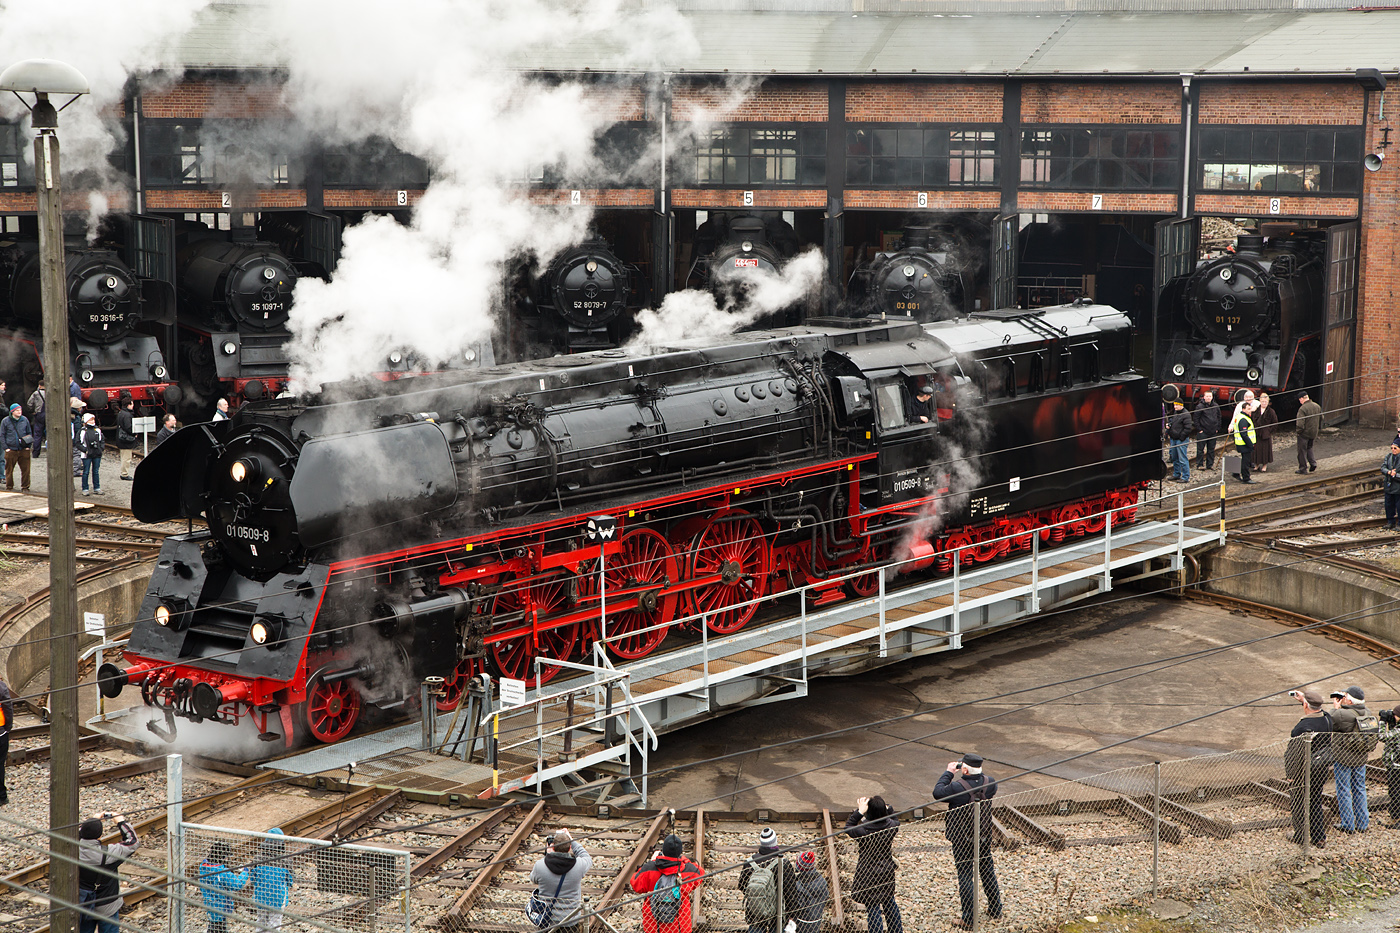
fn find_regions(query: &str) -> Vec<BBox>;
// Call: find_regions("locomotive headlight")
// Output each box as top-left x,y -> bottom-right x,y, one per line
104,276 -> 118,290
741,240 -> 754,252
151,363 -> 168,380
903,265 -> 916,278
229,457 -> 259,484
388,351 -> 403,365
80,369 -> 94,384
1172,363 -> 1186,377
221,340 -> 237,356
249,617 -> 283,647
155,605 -> 172,626
1246,366 -> 1262,382
585,260 -> 598,274
463,348 -> 477,362
262,266 -> 277,281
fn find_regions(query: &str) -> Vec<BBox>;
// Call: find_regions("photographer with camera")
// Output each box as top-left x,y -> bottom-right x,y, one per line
1,403 -> 34,492
528,828 -> 592,932
78,811 -> 139,933
1284,689 -> 1332,847
934,754 -> 1003,930
1379,706 -> 1400,825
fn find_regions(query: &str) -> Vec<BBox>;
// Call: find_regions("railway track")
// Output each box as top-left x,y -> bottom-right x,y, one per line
1139,467 -> 1382,530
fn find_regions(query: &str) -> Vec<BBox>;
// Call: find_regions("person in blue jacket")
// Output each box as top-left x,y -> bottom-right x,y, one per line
249,828 -> 296,930
199,841 -> 249,933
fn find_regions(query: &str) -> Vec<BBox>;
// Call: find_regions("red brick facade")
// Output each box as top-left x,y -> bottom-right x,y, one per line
142,80 -> 290,120
1194,194 -> 1360,219
527,189 -> 654,207
671,189 -> 827,209
1357,89 -> 1397,426
1018,192 -> 1178,214
1198,82 -> 1363,125
323,189 -> 423,208
672,82 -> 827,122
845,190 -> 1000,211
144,189 -> 307,210
846,83 -> 1001,123
0,191 -> 130,212
1022,82 -> 1180,125
585,85 -> 647,122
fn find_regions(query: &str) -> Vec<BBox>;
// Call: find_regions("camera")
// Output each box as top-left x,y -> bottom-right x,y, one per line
1381,709 -> 1397,727
1288,690 -> 1300,699
546,832 -> 555,846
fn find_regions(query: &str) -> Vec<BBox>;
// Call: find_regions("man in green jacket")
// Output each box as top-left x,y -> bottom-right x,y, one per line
1295,391 -> 1322,474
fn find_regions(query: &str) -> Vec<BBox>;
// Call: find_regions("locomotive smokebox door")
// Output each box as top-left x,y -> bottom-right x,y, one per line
585,515 -> 617,543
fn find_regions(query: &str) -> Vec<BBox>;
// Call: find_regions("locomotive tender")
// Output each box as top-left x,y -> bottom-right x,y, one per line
103,303 -> 1161,747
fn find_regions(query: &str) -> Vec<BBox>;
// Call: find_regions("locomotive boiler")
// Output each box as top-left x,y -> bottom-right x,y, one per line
1156,231 -> 1325,404
0,238 -> 176,418
526,239 -> 640,352
846,226 -> 972,321
103,303 -> 1161,748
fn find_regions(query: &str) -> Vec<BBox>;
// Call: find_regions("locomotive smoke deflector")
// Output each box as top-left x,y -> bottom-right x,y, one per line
131,422 -> 233,523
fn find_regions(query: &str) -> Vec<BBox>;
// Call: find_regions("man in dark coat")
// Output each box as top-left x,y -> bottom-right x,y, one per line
155,413 -> 178,447
1193,389 -> 1221,471
1295,391 -> 1322,473
26,379 -> 45,456
843,795 -> 903,933
79,813 -> 139,933
1384,442 -> 1400,529
737,826 -> 799,933
1,403 -> 34,491
1167,400 -> 1193,482
115,397 -> 138,481
934,754 -> 1003,930
1284,689 -> 1331,847
908,385 -> 934,425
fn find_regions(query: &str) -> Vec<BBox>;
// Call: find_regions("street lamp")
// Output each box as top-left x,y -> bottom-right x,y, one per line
1,57 -> 89,933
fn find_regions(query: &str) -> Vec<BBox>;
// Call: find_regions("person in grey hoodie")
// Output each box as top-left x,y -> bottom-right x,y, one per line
529,828 -> 592,932
78,813 -> 139,933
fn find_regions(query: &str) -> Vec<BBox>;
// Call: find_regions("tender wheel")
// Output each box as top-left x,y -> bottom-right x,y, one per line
847,544 -> 890,598
490,575 -> 580,687
680,509 -> 770,635
436,656 -> 486,712
303,674 -> 361,743
582,528 -> 679,659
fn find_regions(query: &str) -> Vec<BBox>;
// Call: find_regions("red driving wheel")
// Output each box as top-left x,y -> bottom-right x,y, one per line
680,509 -> 770,634
435,656 -> 486,712
582,528 -> 679,659
303,674 -> 361,743
490,575 -> 580,687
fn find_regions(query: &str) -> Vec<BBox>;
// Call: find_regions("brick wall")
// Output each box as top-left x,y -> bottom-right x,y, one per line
142,80 -> 289,120
1021,82 -> 1180,124
144,189 -> 307,210
672,81 -> 827,122
1018,192 -> 1178,213
0,190 -> 131,212
527,189 -> 653,207
1357,91 -> 1398,426
1194,194 -> 1359,218
585,85 -> 647,122
845,83 -> 1001,123
671,189 -> 826,209
323,189 -> 423,208
1198,82 -> 1363,125
845,190 -> 1000,210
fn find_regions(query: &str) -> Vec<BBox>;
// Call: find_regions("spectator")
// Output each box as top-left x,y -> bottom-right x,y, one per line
26,379 -> 45,457
115,397 -> 138,481
77,413 -> 104,496
78,813 -> 139,933
69,397 -> 86,480
1379,706 -> 1400,826
1330,686 -> 1376,834
738,826 -> 797,933
199,841 -> 249,933
1230,399 -> 1257,484
630,833 -> 703,933
1383,442 -> 1400,530
934,755 -> 1004,930
1284,689 -> 1332,847
0,673 -> 11,806
529,828 -> 592,933
249,827 -> 294,931
69,374 -> 82,401
212,398 -> 230,421
1252,391 -> 1278,472
1295,391 -> 1322,473
2,403 -> 34,492
1166,399 -> 1193,483
1193,390 -> 1221,471
908,385 -> 933,424
844,795 -> 903,933
789,851 -> 827,933
155,413 -> 178,446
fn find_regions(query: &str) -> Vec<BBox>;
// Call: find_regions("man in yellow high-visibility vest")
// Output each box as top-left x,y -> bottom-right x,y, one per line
1232,400 -> 1258,484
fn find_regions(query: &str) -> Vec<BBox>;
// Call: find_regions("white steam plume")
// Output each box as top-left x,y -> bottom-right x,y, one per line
268,0 -> 696,391
629,247 -> 827,348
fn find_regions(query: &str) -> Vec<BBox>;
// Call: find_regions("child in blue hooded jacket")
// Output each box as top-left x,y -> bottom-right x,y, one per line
199,841 -> 249,933
250,827 -> 296,930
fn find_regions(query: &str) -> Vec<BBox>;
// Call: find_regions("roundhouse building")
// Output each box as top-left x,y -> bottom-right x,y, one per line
4,0 -> 1400,423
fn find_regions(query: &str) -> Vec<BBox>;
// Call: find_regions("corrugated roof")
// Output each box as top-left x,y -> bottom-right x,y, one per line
158,4 -> 1400,76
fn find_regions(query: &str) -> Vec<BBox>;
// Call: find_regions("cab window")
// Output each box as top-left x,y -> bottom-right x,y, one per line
874,382 -> 909,431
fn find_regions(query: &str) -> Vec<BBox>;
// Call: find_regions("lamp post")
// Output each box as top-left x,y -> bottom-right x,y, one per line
0,57 -> 89,933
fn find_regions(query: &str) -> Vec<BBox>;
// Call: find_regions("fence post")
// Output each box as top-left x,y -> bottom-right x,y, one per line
878,563 -> 887,657
1152,761 -> 1161,899
1303,734 -> 1313,859
1030,531 -> 1041,613
952,548 -> 961,644
1102,504 -> 1113,591
971,798 -> 981,932
167,753 -> 184,933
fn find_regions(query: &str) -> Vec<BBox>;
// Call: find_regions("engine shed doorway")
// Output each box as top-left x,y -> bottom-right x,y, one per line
839,210 -> 993,319
1010,212 -> 1162,326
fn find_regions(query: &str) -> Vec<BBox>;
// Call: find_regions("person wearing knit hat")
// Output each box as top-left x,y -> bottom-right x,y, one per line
1380,704 -> 1400,826
78,812 -> 139,933
529,826 -> 592,933
739,826 -> 797,933
1167,398 -> 1194,483
76,410 -> 105,497
1,401 -> 33,492
250,827 -> 295,932
844,793 -> 904,933
1284,688 -> 1332,847
934,756 -> 1004,929
1329,685 -> 1374,834
789,852 -> 828,933
630,833 -> 704,933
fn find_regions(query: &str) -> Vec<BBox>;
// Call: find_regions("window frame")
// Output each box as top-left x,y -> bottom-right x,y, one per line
1195,125 -> 1363,196
1018,125 -> 1182,192
845,124 -> 1000,189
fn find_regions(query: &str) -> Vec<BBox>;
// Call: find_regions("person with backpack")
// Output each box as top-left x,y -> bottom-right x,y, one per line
1329,686 -> 1377,834
934,755 -> 1004,930
1284,688 -> 1332,847
737,826 -> 797,933
789,851 -> 827,933
249,827 -> 295,930
78,812 -> 139,933
26,379 -> 45,456
77,412 -> 105,496
529,828 -> 592,933
630,833 -> 703,933
844,794 -> 904,933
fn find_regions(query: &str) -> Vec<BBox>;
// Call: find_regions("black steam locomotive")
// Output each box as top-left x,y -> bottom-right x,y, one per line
525,239 -> 641,353
847,226 -> 971,321
1156,231 -> 1325,405
0,236 -> 176,420
688,212 -> 804,326
103,302 -> 1160,747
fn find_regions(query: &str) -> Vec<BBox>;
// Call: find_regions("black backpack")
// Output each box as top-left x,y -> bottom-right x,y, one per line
1358,712 -> 1381,753
649,871 -> 684,924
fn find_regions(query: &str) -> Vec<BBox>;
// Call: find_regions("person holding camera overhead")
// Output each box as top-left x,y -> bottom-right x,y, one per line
78,811 -> 139,933
933,754 -> 1004,929
1283,689 -> 1332,848
1,402 -> 34,491
528,828 -> 592,933
843,794 -> 904,933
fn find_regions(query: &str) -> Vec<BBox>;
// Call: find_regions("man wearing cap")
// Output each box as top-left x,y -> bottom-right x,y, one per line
738,826 -> 797,933
78,812 -> 139,933
1284,689 -> 1332,847
1193,389 -> 1221,472
844,795 -> 904,933
1167,399 -> 1193,483
1383,443 -> 1400,531
630,833 -> 703,933
1,403 -> 34,492
908,385 -> 934,425
934,754 -> 1003,929
1330,686 -> 1373,833
529,827 -> 592,933
1295,390 -> 1322,474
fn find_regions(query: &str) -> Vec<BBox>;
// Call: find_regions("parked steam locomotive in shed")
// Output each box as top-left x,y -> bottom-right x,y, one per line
687,211 -> 806,326
1155,230 -> 1325,408
521,239 -> 642,353
103,302 -> 1161,749
847,225 -> 972,321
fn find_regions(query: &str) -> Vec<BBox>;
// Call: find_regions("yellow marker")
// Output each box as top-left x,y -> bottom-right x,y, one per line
465,543 -> 473,552
866,431 -> 871,440
629,510 -> 636,518
492,713 -> 499,791
847,464 -> 854,471
735,487 -> 741,495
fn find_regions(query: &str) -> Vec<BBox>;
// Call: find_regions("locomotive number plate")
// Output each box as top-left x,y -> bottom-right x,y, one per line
733,258 -> 759,268
896,302 -> 920,312
251,302 -> 284,313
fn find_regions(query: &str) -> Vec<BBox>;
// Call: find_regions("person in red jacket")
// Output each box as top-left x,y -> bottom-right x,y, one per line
629,833 -> 703,933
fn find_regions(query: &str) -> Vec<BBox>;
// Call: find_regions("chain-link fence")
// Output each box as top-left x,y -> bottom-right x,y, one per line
176,823 -> 411,933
